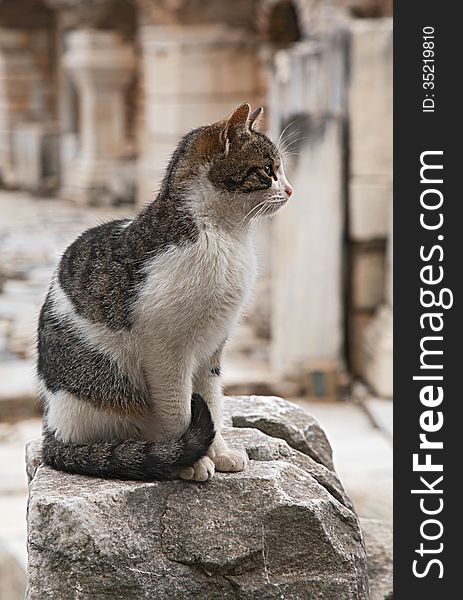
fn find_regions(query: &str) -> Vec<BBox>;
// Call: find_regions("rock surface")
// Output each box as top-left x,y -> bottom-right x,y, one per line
26,396 -> 369,599
222,395 -> 334,470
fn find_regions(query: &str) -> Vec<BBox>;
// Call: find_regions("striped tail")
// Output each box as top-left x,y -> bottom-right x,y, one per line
42,394 -> 215,481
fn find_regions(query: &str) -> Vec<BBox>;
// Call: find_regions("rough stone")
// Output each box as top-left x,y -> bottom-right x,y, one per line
25,438 -> 43,484
223,428 -> 352,511
26,396 -> 369,599
222,395 -> 334,470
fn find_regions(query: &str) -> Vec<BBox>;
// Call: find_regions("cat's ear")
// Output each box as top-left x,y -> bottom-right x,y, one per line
220,103 -> 252,151
196,104 -> 251,160
196,125 -> 227,161
224,103 -> 251,132
249,106 -> 264,130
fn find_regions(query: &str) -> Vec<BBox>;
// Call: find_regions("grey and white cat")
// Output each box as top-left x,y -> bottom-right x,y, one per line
37,103 -> 293,482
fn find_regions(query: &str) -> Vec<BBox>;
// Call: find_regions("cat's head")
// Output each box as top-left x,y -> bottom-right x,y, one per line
172,103 -> 293,228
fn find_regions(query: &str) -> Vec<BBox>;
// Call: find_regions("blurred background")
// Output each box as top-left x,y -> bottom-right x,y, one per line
0,0 -> 392,596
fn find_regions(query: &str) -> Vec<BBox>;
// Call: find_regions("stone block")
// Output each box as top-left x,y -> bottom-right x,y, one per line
144,102 -> 182,137
349,19 -> 392,178
137,23 -> 263,208
349,176 -> 391,241
349,0 -> 393,18
146,100 -> 259,138
141,25 -> 260,100
349,312 -> 374,377
351,246 -> 385,311
222,395 -> 334,470
268,27 -> 349,378
213,51 -> 261,96
362,305 -> 393,398
26,396 -> 369,599
142,51 -> 181,97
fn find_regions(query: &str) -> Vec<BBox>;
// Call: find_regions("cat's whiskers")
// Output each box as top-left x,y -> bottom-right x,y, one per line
279,128 -> 301,147
267,192 -> 286,203
240,200 -> 268,226
248,196 -> 286,225
251,198 -> 273,221
249,203 -> 268,225
277,120 -> 298,150
281,148 -> 300,157
280,137 -> 307,154
278,131 -> 302,155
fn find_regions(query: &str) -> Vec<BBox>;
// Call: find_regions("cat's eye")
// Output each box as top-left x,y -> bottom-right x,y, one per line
264,164 -> 273,177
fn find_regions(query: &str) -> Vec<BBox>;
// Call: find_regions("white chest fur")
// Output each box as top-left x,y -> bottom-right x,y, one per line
133,228 -> 257,362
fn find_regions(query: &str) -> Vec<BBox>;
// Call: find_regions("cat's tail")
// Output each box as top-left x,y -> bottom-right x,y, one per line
42,394 -> 215,481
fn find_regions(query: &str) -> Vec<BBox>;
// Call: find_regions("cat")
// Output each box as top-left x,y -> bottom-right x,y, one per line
37,103 -> 293,482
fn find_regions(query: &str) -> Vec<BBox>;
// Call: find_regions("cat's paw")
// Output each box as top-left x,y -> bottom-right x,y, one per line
178,456 -> 215,482
210,447 -> 249,473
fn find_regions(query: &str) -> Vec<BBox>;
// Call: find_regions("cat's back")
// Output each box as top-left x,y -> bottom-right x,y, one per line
57,218 -> 137,330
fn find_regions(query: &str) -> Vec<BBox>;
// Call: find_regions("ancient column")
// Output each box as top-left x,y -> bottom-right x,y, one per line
63,30 -> 135,205
348,18 -> 393,397
362,201 -> 393,398
137,23 -> 264,205
0,29 -> 44,187
269,26 -> 348,394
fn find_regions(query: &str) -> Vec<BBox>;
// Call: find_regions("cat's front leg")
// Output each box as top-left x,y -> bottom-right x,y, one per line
192,345 -> 249,473
141,347 -> 216,482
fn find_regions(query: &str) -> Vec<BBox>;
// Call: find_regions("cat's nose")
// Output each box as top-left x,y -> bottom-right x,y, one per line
285,183 -> 293,197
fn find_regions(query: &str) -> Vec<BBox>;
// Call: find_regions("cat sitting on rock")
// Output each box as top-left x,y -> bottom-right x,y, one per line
37,103 -> 293,482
